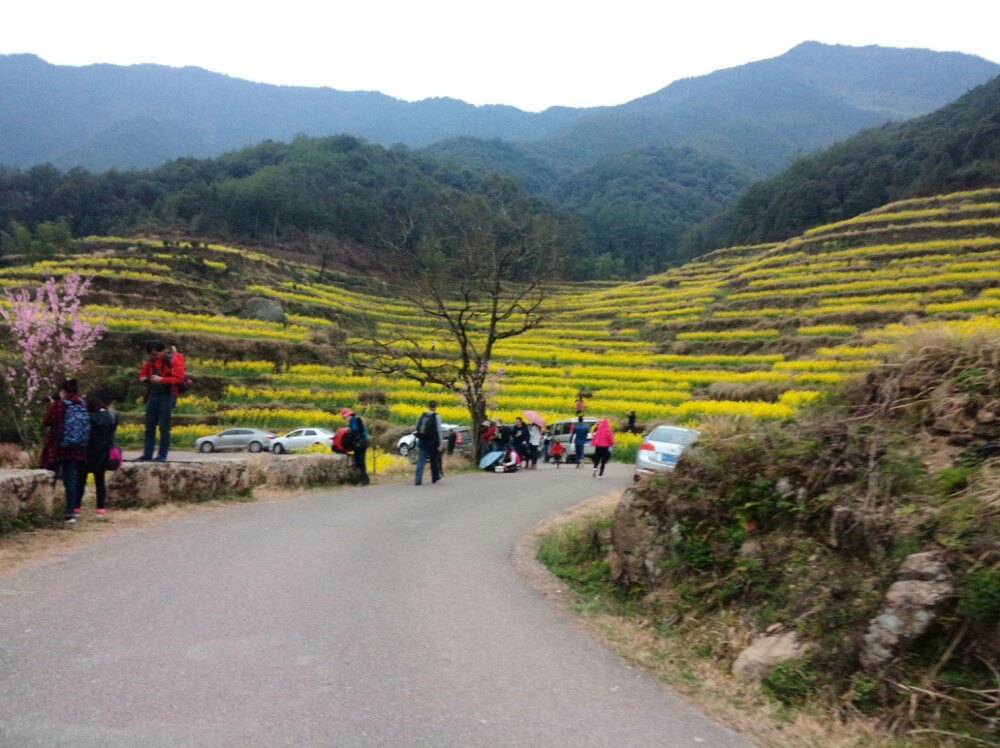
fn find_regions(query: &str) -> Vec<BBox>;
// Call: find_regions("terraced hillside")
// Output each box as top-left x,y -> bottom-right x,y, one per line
2,187 -> 999,450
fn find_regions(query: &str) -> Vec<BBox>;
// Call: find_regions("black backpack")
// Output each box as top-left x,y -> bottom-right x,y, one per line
416,412 -> 437,441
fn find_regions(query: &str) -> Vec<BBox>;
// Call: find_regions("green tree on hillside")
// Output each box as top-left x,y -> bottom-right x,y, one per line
0,218 -> 72,259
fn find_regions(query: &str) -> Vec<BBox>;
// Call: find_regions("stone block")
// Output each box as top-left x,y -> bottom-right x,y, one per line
263,453 -> 354,488
860,552 -> 954,671
105,461 -> 250,508
0,469 -> 57,519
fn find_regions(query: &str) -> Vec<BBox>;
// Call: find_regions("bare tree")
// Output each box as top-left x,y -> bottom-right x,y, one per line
308,230 -> 338,283
357,180 -> 565,458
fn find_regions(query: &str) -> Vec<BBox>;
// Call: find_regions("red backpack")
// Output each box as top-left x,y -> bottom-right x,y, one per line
166,350 -> 193,395
331,427 -> 353,454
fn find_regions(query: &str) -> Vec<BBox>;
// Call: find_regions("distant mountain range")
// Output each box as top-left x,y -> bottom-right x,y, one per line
1,42 -> 998,276
2,43 -> 997,174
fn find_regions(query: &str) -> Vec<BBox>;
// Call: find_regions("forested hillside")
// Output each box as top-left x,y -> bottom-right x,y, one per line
722,73 -> 1000,245
546,147 -> 752,276
0,135 -> 595,274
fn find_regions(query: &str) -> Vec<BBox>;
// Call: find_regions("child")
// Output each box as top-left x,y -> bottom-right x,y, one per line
549,439 -> 565,468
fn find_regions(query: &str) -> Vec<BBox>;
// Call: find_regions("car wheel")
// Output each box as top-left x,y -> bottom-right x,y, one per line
199,441 -> 214,453
399,443 -> 409,456
272,443 -> 285,454
248,441 -> 262,453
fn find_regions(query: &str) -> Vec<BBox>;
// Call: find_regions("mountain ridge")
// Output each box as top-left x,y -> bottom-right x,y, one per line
2,44 -> 997,171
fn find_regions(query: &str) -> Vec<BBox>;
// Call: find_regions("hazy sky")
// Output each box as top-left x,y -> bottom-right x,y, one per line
3,0 -> 998,111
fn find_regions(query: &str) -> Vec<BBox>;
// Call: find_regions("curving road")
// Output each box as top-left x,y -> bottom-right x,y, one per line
0,463 -> 748,747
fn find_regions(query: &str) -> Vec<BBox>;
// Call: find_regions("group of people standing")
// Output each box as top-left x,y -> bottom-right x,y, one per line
40,340 -> 184,523
480,416 -> 546,469
479,413 -> 617,477
40,379 -> 119,522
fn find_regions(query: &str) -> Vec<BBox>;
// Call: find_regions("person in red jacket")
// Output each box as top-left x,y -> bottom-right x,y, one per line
41,378 -> 88,522
137,341 -> 186,461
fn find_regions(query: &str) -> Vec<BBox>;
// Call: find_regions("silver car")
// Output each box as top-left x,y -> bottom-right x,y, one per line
634,425 -> 700,476
271,427 -> 334,454
196,428 -> 277,453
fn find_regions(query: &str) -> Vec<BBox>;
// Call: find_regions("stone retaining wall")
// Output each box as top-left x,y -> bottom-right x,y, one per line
0,454 -> 355,521
0,469 -> 56,520
105,461 -> 252,508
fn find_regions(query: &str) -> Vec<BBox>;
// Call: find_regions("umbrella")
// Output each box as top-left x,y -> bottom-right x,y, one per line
523,410 -> 546,429
479,450 -> 504,470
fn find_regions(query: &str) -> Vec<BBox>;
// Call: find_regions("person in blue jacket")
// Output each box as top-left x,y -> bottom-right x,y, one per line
340,408 -> 369,485
571,415 -> 591,468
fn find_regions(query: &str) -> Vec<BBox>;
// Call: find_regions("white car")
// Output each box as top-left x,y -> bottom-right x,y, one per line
270,427 -> 334,454
550,417 -> 598,461
635,425 -> 700,476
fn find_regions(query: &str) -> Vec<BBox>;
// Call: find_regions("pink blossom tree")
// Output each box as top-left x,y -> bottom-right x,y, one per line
0,274 -> 105,454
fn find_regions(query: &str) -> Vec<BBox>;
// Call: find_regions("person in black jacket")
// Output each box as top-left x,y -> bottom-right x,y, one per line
510,417 -> 529,461
414,400 -> 443,486
75,395 -> 118,518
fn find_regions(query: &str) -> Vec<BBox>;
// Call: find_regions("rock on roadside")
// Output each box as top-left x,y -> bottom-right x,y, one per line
732,630 -> 814,683
859,552 -> 954,671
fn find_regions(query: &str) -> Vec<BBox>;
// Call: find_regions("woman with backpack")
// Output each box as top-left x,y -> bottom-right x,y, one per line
75,395 -> 118,519
40,378 -> 89,523
340,408 -> 370,485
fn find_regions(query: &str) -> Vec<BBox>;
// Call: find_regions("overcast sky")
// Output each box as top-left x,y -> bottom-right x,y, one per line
3,0 -> 998,112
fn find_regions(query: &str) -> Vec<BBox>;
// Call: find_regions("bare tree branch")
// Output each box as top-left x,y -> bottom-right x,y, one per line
351,178 -> 565,457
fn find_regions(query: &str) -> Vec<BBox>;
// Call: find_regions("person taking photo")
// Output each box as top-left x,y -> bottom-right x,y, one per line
137,341 -> 186,462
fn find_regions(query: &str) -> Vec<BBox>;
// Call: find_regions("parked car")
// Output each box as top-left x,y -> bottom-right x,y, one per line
195,428 -> 277,453
550,417 -> 598,461
634,425 -> 700,476
270,427 -> 335,454
397,423 -> 470,456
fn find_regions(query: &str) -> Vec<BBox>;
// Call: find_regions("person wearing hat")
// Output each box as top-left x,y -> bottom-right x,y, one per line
479,420 -> 496,455
341,407 -> 369,485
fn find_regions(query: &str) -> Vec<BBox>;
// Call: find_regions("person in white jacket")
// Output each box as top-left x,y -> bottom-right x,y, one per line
527,422 -> 543,469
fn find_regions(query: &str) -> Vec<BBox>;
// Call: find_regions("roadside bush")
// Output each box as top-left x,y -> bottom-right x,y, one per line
958,566 -> 1000,622
705,380 -> 786,402
761,658 -> 823,707
537,516 -> 631,604
604,328 -> 1000,737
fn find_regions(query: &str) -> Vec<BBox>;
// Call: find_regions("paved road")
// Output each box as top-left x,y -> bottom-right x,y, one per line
0,463 -> 748,747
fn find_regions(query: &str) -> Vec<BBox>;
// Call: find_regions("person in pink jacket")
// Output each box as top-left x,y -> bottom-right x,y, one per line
590,418 -> 615,477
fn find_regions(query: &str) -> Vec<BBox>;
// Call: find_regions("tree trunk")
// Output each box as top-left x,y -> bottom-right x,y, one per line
468,397 -> 488,462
